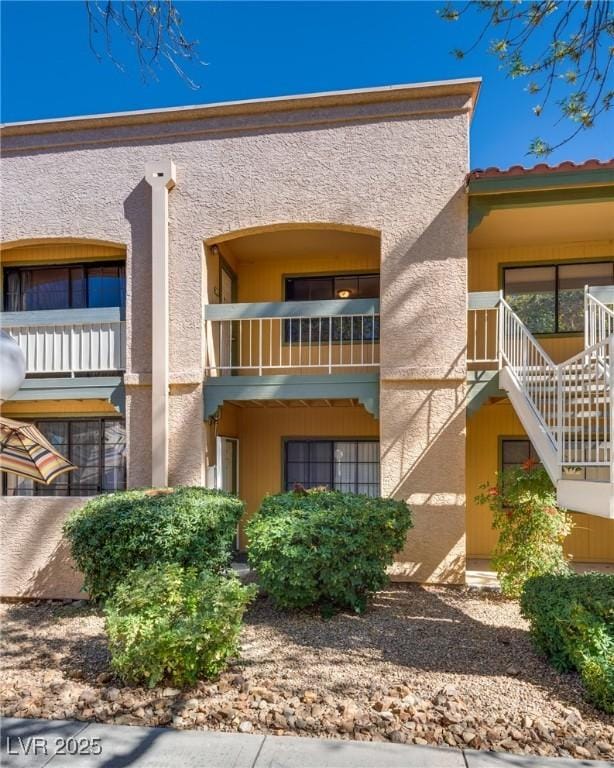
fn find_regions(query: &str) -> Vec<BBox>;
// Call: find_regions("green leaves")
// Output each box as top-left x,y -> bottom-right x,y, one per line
476,466 -> 572,598
246,489 -> 412,615
105,564 -> 256,687
440,0 -> 613,155
521,573 -> 614,713
63,487 -> 244,601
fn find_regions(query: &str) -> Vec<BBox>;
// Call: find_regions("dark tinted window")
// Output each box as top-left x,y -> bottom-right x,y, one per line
4,262 -> 125,312
3,419 -> 126,497
285,439 -> 380,497
504,262 -> 613,334
285,273 -> 379,301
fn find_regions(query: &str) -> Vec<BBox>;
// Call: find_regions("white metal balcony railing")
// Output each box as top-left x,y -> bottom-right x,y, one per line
0,307 -> 125,375
204,299 -> 379,375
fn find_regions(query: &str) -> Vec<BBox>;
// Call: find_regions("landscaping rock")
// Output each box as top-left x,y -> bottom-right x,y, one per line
1,586 -> 613,760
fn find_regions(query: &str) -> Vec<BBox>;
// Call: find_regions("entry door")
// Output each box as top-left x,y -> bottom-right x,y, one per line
216,436 -> 239,495
219,259 -> 237,371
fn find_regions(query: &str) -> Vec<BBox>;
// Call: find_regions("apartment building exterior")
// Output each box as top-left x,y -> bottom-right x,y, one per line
0,78 -> 612,599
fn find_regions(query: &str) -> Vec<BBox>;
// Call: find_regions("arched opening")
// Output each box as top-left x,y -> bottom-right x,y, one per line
202,224 -> 382,549
1,238 -> 126,313
205,223 -> 380,305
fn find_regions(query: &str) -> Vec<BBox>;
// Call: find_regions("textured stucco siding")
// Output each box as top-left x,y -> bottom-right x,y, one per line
1,88 -> 471,594
0,497 -> 86,599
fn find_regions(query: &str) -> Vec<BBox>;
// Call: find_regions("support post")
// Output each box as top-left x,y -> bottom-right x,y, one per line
145,160 -> 176,488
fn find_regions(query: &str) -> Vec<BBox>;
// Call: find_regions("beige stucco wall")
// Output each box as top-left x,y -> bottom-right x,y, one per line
0,496 -> 86,599
1,83 -> 474,594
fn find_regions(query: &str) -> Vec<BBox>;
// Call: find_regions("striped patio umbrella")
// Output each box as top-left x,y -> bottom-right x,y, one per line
0,416 -> 75,484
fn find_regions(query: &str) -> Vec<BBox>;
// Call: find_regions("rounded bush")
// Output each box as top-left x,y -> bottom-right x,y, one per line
246,489 -> 412,614
521,572 -> 614,713
63,487 -> 244,600
105,564 -> 256,687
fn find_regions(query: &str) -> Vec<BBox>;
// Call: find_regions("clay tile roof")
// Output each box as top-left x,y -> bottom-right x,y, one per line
469,158 -> 614,180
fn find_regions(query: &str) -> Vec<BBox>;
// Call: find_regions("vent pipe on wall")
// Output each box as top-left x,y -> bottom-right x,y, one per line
145,160 -> 176,487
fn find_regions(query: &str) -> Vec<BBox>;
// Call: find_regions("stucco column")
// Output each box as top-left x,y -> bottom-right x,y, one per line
145,160 -> 176,487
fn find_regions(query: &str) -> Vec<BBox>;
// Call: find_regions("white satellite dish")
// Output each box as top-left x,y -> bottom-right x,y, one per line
0,331 -> 26,402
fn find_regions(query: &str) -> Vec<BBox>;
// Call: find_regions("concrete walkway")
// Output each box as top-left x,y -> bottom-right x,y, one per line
2,718 -> 610,768
465,559 -> 614,589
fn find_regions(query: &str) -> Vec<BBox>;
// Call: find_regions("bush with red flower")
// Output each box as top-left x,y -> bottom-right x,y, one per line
476,463 -> 573,598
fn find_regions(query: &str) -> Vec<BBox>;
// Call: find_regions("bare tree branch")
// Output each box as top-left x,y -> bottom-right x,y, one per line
85,0 -> 205,89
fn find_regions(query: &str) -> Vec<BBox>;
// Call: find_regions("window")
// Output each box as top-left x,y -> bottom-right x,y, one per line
500,438 -> 543,496
503,262 -> 614,334
284,439 -> 380,497
501,438 -> 542,473
4,262 -> 126,312
3,418 -> 126,496
285,273 -> 379,301
284,273 -> 380,342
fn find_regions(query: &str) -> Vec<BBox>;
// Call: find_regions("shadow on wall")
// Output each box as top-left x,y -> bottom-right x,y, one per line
378,187 -> 469,584
0,497 -> 85,600
24,537 -> 85,600
168,383 -> 204,486
381,187 -> 468,376
123,179 -> 153,489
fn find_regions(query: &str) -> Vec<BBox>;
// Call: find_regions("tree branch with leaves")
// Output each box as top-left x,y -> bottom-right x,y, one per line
441,0 -> 614,156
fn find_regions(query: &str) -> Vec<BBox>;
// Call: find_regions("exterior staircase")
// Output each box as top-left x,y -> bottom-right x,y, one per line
470,286 -> 614,519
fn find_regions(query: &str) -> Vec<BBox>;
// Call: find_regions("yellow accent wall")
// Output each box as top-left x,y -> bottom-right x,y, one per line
467,400 -> 614,563
215,403 -> 379,547
205,249 -> 381,375
236,254 -> 379,303
1,399 -> 119,418
469,240 -> 613,363
1,242 -> 125,266
0,242 -> 126,298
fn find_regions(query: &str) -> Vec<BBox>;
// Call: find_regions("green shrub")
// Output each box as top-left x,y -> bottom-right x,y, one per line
105,563 -> 256,687
246,488 -> 412,614
521,572 -> 614,713
64,487 -> 244,600
475,464 -> 572,597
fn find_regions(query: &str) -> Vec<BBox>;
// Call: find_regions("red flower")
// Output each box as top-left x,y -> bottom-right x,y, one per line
522,457 -> 539,472
487,486 -> 499,497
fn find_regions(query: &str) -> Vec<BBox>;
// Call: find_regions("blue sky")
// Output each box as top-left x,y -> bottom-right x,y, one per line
1,1 -> 612,169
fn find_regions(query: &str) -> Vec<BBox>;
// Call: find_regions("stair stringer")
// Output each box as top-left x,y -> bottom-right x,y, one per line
499,367 -> 561,483
557,479 -> 614,518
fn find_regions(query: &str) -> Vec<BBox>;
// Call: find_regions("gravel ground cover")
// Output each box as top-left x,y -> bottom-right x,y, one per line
1,584 -> 612,760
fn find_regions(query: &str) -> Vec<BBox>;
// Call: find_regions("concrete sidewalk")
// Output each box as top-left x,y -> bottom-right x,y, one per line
1,718 -> 610,768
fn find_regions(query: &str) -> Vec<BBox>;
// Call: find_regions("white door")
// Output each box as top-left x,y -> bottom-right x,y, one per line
216,436 -> 239,494
216,436 -> 240,549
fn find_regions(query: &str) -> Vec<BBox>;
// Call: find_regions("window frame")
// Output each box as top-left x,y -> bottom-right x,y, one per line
502,259 -> 614,336
1,416 -> 127,497
282,437 -> 380,496
3,261 -> 126,312
283,271 -> 380,344
283,271 -> 380,302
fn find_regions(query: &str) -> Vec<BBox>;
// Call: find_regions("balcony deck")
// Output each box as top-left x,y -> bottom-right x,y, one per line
204,298 -> 380,417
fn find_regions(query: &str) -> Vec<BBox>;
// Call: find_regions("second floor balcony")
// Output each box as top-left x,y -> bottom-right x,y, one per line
204,298 -> 380,376
0,307 -> 126,375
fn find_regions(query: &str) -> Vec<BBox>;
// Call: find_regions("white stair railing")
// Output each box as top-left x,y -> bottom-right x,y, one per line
468,289 -> 614,482
559,338 -> 612,469
498,298 -> 560,452
585,286 -> 614,347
